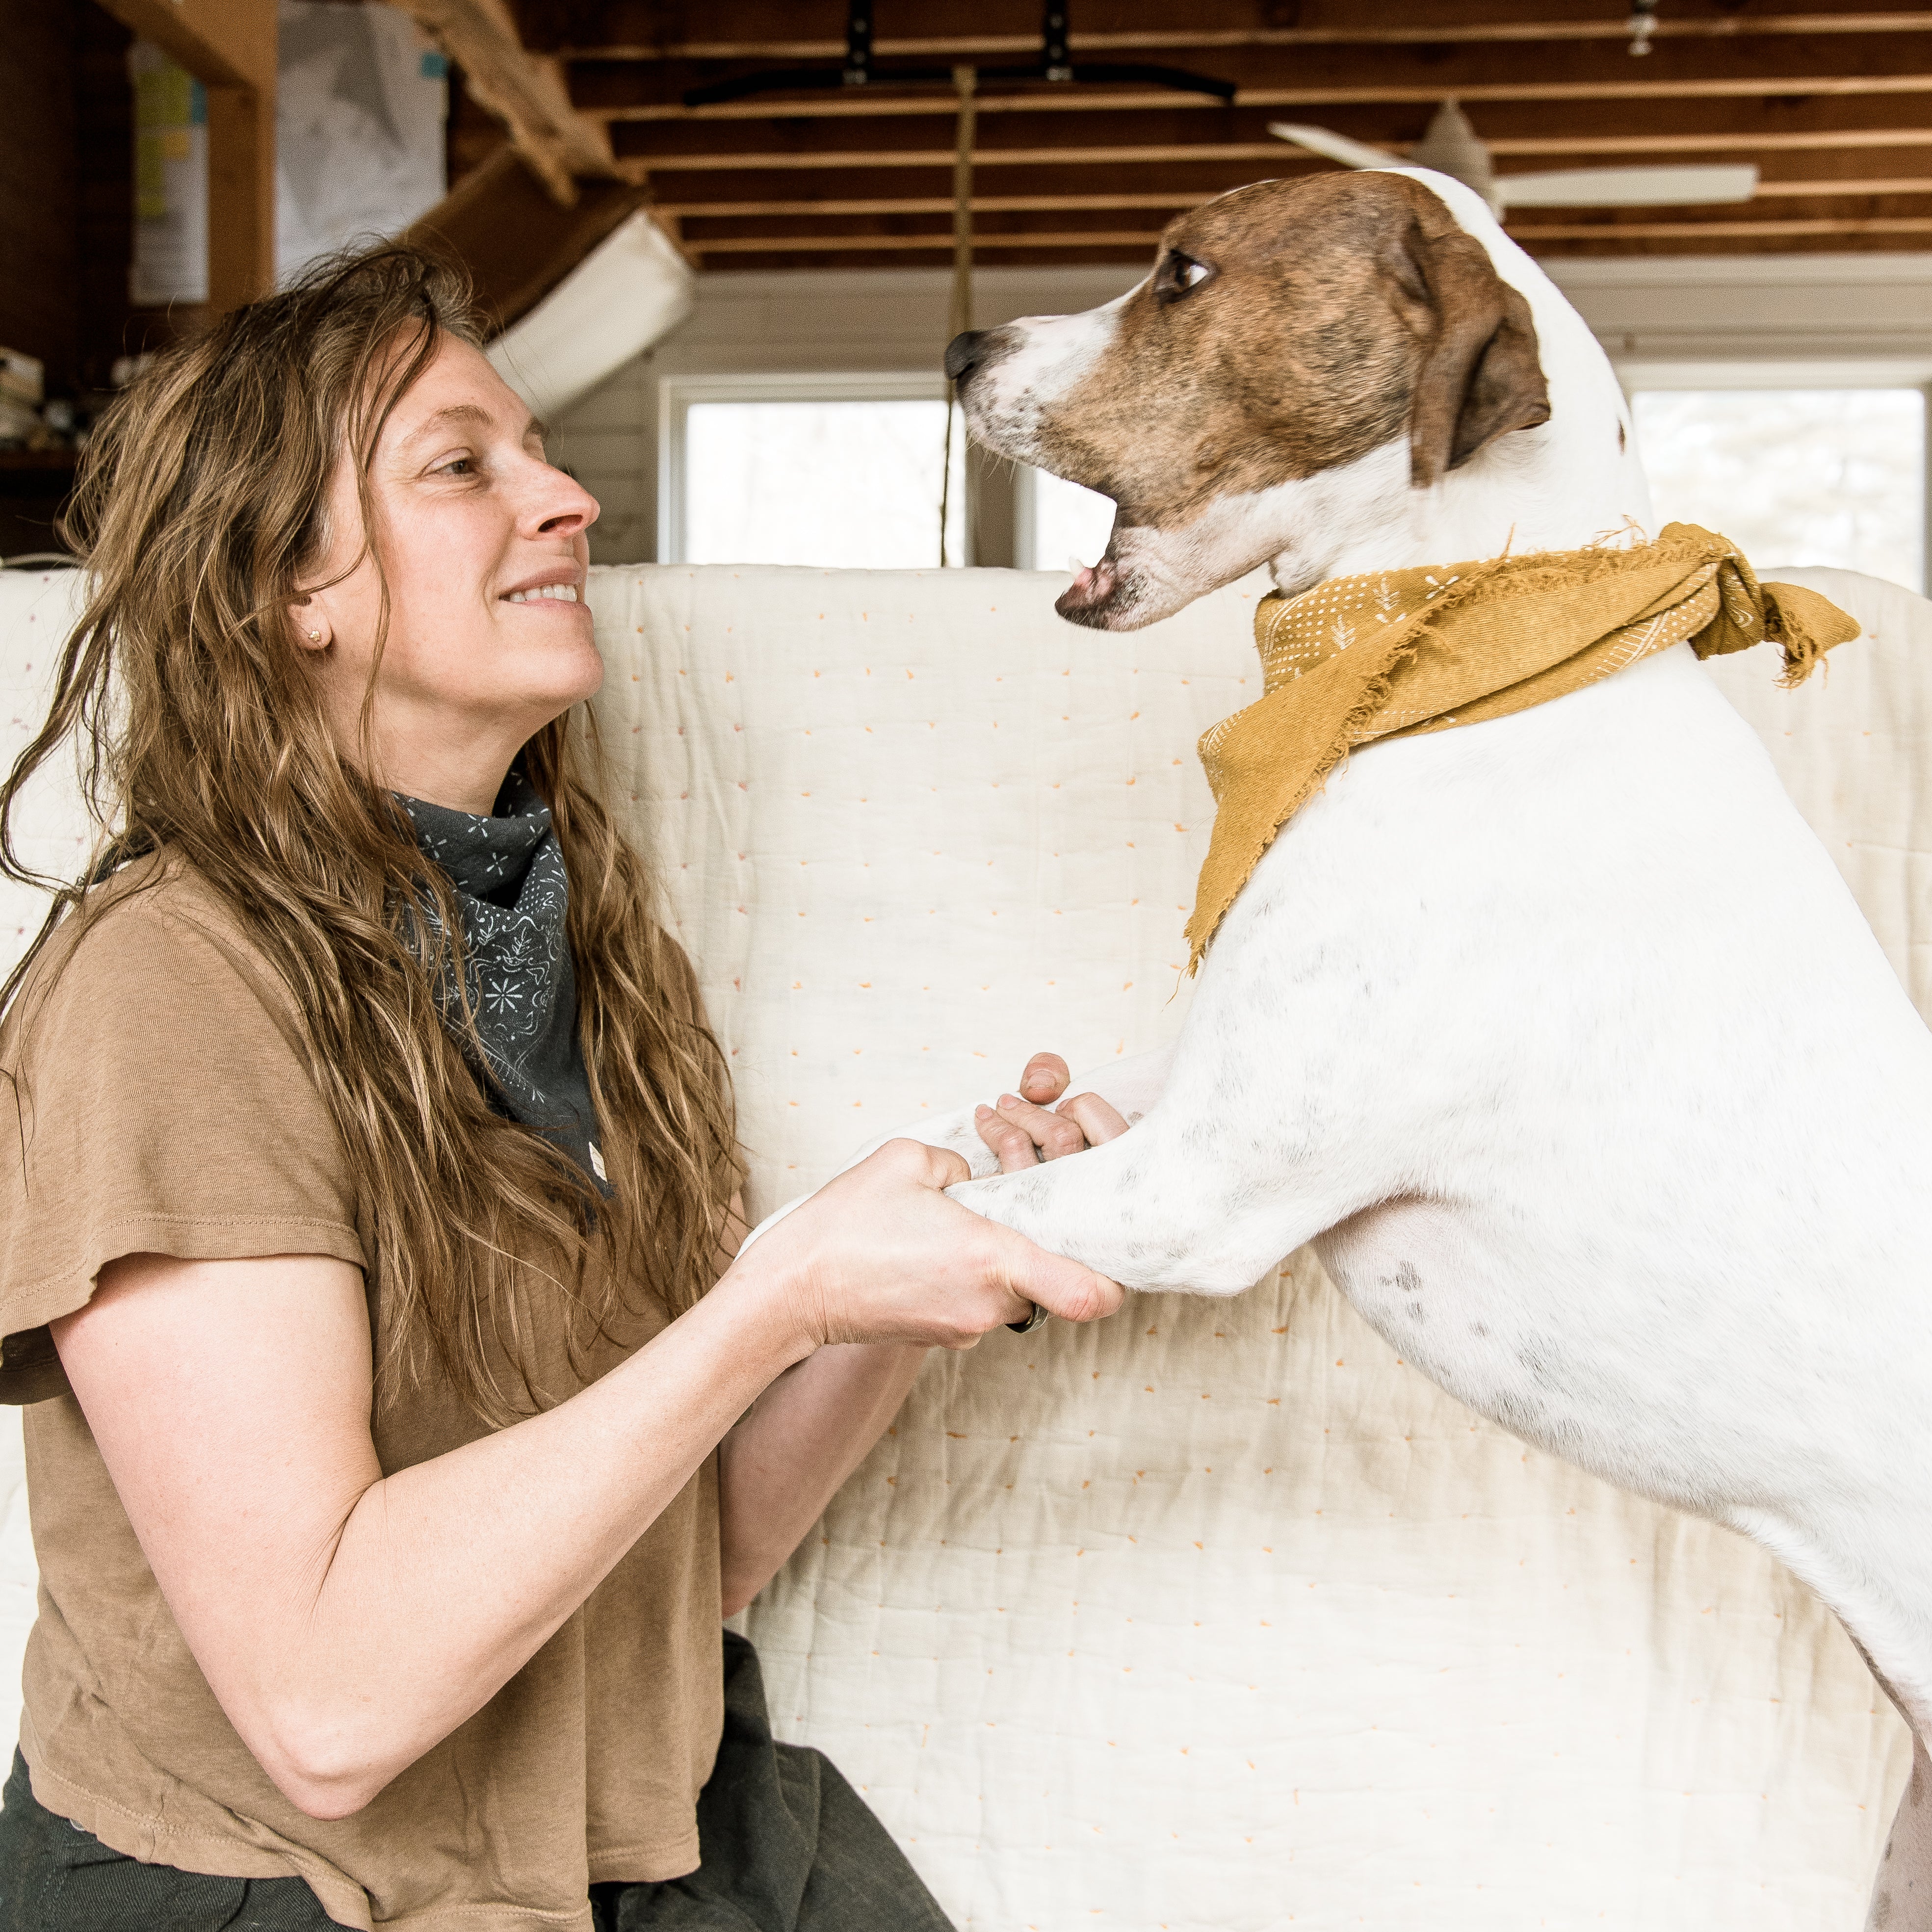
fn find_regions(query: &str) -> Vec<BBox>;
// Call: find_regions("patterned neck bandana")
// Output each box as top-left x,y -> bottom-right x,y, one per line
396,771 -> 608,1191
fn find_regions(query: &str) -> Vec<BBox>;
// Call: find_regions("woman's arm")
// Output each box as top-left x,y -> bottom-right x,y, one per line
717,1341 -> 928,1618
52,1138 -> 1121,1824
715,1053 -> 1131,1616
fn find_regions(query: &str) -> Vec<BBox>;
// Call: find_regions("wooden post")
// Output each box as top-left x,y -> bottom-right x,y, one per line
938,65 -> 977,569
99,0 -> 276,310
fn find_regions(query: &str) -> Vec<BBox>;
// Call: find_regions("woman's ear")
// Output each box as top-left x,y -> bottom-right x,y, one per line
1399,216 -> 1551,489
289,595 -> 331,653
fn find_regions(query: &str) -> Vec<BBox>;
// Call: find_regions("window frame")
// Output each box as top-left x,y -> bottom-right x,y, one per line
655,369 -> 969,568
1616,356 -> 1932,594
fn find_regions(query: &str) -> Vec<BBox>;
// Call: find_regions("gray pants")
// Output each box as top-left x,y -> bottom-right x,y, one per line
0,1635 -> 954,1932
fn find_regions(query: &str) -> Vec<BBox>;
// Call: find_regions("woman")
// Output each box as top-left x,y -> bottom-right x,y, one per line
0,246 -> 1126,1931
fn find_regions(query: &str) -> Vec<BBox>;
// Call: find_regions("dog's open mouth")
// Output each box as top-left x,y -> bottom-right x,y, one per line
1056,555 -> 1123,627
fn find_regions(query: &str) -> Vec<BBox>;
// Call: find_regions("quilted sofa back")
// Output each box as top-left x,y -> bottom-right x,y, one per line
2,558 -> 1925,1931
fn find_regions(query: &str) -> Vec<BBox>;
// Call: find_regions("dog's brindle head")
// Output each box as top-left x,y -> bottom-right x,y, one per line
947,170 -> 1552,630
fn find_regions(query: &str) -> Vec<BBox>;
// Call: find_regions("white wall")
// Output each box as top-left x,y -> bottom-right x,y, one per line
548,254 -> 1932,568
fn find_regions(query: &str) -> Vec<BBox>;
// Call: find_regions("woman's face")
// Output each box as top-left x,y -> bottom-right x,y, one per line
294,332 -> 603,813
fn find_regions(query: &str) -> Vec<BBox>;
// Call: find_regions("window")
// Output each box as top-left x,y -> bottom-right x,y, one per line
661,374 -> 966,568
1625,367 -> 1929,593
1015,466 -> 1117,573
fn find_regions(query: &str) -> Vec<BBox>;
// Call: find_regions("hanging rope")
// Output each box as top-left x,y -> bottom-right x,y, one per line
938,62 -> 976,568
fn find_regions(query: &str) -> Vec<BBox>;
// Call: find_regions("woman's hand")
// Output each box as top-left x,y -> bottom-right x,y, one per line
729,1134 -> 1123,1355
974,1050 -> 1132,1172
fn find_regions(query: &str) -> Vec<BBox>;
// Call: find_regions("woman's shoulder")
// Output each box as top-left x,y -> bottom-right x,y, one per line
7,848 -> 304,1067
0,847 -> 367,1398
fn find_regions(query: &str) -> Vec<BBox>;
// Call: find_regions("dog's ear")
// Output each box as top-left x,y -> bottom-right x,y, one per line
1399,221 -> 1550,489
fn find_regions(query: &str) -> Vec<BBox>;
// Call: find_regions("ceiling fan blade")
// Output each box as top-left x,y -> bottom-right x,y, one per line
1496,164 -> 1759,208
1266,122 -> 1397,172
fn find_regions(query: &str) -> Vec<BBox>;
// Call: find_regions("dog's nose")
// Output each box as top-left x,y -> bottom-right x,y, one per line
944,330 -> 988,384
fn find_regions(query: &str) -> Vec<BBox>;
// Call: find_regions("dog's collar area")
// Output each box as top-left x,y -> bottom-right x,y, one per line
1183,526 -> 1860,972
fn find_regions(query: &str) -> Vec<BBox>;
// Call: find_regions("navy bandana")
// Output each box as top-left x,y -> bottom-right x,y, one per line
397,772 -> 607,1190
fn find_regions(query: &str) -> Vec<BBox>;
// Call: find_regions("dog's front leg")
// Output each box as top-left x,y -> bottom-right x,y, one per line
943,1090 -> 1349,1297
737,1046 -> 1179,1254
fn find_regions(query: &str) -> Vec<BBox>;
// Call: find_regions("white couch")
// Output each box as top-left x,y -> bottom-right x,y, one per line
4,558 -> 1927,1931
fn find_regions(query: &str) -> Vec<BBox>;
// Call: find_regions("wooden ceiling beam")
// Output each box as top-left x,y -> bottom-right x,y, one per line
677,214 -> 1932,258
587,80 -> 1932,130
541,3 -> 1932,261
604,89 -> 1932,165
570,30 -> 1932,115
619,145 -> 1287,175
554,11 -> 1932,63
641,151 -> 1932,200
686,231 -> 1164,254
664,194 -> 1208,218
658,175 -> 1932,222
1486,126 -> 1932,154
394,0 -> 612,203
1511,215 -> 1932,237
1756,171 -> 1932,191
619,131 -> 1932,188
403,146 -> 648,330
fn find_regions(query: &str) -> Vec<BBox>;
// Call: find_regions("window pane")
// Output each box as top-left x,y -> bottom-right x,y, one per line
1029,467 -> 1116,572
1631,388 -> 1924,592
684,398 -> 966,568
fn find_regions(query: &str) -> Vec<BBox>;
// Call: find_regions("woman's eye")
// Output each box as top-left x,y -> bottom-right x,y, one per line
433,454 -> 476,478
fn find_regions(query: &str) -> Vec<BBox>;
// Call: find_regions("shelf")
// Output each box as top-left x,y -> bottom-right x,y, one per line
0,449 -> 80,501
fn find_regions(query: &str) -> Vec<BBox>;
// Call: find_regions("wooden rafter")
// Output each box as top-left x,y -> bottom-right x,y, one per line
558,13 -> 1932,62
515,0 -> 1932,260
615,129 -> 1932,181
589,76 -> 1932,127
394,0 -> 612,204
656,178 -> 1932,222
688,231 -> 1167,254
675,218 -> 1932,256
1512,215 -> 1932,237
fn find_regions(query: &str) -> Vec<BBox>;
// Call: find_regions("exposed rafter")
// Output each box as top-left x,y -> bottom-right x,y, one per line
589,76 -> 1932,127
676,216 -> 1932,256
615,129 -> 1932,180
480,2 -> 1932,260
394,0 -> 612,204
560,13 -> 1932,63
655,178 -> 1932,223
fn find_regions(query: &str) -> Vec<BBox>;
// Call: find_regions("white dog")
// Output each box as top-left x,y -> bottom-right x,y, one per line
754,167 -> 1932,1926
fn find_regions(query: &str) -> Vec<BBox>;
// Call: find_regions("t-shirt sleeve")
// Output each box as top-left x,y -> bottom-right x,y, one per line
0,896 -> 367,1403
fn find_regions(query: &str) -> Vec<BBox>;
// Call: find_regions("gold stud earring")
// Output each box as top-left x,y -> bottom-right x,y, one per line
307,628 -> 322,642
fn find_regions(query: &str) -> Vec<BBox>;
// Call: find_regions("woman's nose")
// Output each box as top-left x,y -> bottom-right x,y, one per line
534,468 -> 600,535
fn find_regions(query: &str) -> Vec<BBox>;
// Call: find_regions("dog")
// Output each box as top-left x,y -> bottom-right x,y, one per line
752,166 -> 1932,1926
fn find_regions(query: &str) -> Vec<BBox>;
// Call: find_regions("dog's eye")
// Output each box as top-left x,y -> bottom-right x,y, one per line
1156,252 -> 1216,305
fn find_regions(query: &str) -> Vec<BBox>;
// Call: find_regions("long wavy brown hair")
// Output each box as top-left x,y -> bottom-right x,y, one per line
0,245 -> 740,1423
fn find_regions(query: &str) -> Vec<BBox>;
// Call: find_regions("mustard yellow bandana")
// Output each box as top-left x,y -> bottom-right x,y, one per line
1187,522 -> 1860,970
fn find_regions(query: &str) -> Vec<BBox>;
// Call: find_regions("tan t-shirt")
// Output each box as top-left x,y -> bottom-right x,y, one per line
0,854 -> 725,1932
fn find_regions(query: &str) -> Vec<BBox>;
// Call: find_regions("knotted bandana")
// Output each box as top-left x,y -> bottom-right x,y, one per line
397,772 -> 608,1190
1186,522 -> 1860,971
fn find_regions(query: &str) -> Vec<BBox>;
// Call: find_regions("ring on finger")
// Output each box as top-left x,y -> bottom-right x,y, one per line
1007,1303 -> 1050,1335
